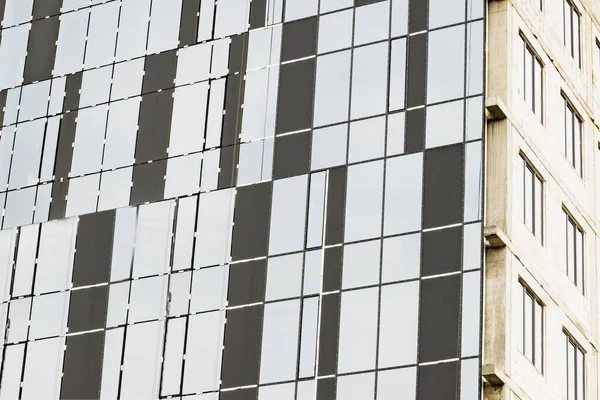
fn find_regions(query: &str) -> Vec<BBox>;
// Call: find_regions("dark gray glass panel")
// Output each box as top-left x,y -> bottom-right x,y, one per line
130,160 -> 167,206
406,33 -> 427,108
281,17 -> 317,62
23,16 -> 59,84
179,0 -> 200,46
223,74 -> 243,147
276,58 -> 315,134
317,377 -> 336,400
67,285 -> 109,333
417,361 -> 458,400
49,180 -> 68,220
63,72 -> 83,113
221,305 -> 264,388
32,0 -> 61,19
408,0 -> 428,33
0,90 -> 6,126
72,210 -> 115,287
423,144 -> 464,229
250,0 -> 267,28
355,0 -> 385,5
53,111 -> 78,181
228,33 -> 249,75
228,259 -> 267,306
405,107 -> 425,154
231,182 -> 273,261
61,331 -> 105,400
218,145 -> 238,189
323,246 -> 342,292
318,292 -> 340,376
220,388 -> 258,400
325,166 -> 347,246
141,50 -> 177,94
273,131 -> 311,179
134,89 -> 174,163
422,226 -> 462,277
419,275 -> 461,362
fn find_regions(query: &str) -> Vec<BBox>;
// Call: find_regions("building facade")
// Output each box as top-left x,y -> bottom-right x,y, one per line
0,0 -> 485,399
485,0 -> 600,399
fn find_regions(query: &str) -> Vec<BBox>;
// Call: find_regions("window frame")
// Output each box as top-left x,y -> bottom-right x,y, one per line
520,153 -> 544,243
564,208 -> 585,293
563,0 -> 581,67
564,330 -> 585,400
521,34 -> 544,123
563,96 -> 583,176
518,279 -> 544,373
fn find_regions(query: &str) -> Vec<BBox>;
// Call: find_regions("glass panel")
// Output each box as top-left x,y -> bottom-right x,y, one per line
164,154 -> 202,198
199,148 -> 220,192
265,253 -> 303,301
461,271 -> 481,358
0,24 -> 29,89
237,138 -> 274,186
463,222 -> 482,271
524,165 -> 534,231
39,116 -> 59,183
65,174 -> 100,217
348,116 -> 385,163
465,96 -> 483,141
241,67 -> 279,141
574,120 -> 581,175
18,80 -> 50,122
459,358 -> 480,400
106,282 -> 130,328
147,0 -> 182,54
3,187 -> 36,229
303,250 -> 322,296
298,297 -> 319,378
54,9 -> 89,77
425,99 -> 464,149
3,88 -> 20,126
110,207 -> 137,282
306,172 -> 326,248
197,0 -> 215,41
378,281 -> 419,368
0,344 -> 25,399
129,275 -> 168,323
132,201 -> 175,278
80,66 -> 112,108
189,265 -> 228,313
98,168 -> 133,211
103,97 -> 140,170
120,321 -> 165,399
297,380 -> 316,400
377,367 -> 416,400
429,0 -> 465,29
566,217 -> 575,280
172,196 -> 197,272
2,0 -> 33,26
175,43 -> 211,85
210,38 -> 230,79
466,20 -> 484,96
314,50 -> 351,127
427,25 -> 465,104
576,347 -> 584,399
565,104 -> 573,163
247,26 -> 282,71
71,106 -> 108,176
100,328 -> 125,400
21,337 -> 65,399
85,1 -> 119,69
0,229 -> 16,302
9,119 -> 45,189
7,297 -> 31,342
182,311 -> 225,394
161,317 -> 186,396
384,153 -> 423,235
35,218 -> 77,295
269,175 -> 308,255
258,383 -> 295,400
382,233 -> 421,283
575,227 -> 583,290
524,292 -> 533,361
337,372 -> 375,399
310,124 -> 348,171
534,171 -> 543,242
354,1 -> 389,46
259,300 -> 301,384
214,0 -> 249,38
115,0 -> 151,62
194,189 -> 234,267
567,340 -> 575,400
464,141 -> 483,222
29,292 -> 69,340
345,160 -> 384,242
534,57 -> 543,120
320,0 -> 352,13
351,42 -> 388,119
318,10 -> 353,54
389,38 -> 406,112
285,0 -> 317,21
337,288 -> 378,373
205,78 -> 226,148
342,240 -> 380,289
534,300 -> 543,370
12,224 -> 38,297
111,59 -> 144,101
169,83 -> 208,156
168,271 -> 191,316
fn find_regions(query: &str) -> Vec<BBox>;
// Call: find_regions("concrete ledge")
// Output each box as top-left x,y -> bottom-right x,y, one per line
484,225 -> 510,248
485,96 -> 508,120
482,364 -> 507,385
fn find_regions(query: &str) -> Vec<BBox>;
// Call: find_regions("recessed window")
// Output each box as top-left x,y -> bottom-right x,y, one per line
521,36 -> 543,122
565,332 -> 585,400
563,0 -> 581,66
563,97 -> 582,176
564,210 -> 584,292
518,281 -> 543,372
520,155 -> 543,243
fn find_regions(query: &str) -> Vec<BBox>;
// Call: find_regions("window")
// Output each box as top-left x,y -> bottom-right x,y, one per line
595,41 -> 600,96
518,281 -> 543,372
564,211 -> 584,292
563,98 -> 582,176
565,332 -> 585,400
563,0 -> 581,66
520,155 -> 543,243
521,36 -> 543,122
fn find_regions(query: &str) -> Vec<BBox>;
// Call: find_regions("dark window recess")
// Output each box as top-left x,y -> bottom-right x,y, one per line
408,0 -> 429,33
135,89 -> 174,163
130,160 -> 167,206
418,274 -> 461,362
322,246 -> 343,292
404,107 -> 426,153
63,71 -> 83,113
281,17 -> 318,62
228,33 -> 249,75
421,225 -> 462,277
317,377 -> 337,400
67,285 -> 109,333
222,74 -> 244,147
220,305 -> 264,388
32,0 -> 63,19
227,259 -> 267,307
178,0 -> 200,47
141,50 -> 178,94
276,58 -> 315,134
218,145 -> 239,190
23,16 -> 60,84
417,361 -> 458,400
49,180 -> 69,221
231,181 -> 272,261
60,331 -> 105,400
273,131 -> 311,179
317,292 -> 340,376
423,144 -> 464,229
249,0 -> 267,29
406,33 -> 427,108
324,166 -> 347,246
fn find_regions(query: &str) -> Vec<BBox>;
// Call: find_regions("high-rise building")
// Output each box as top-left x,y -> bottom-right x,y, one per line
0,0 -> 487,399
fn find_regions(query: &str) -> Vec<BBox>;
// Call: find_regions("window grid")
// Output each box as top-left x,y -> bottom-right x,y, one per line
518,281 -> 543,373
520,155 -> 543,243
565,332 -> 585,400
564,211 -> 584,292
563,98 -> 582,176
563,0 -> 581,66
521,36 -> 543,123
